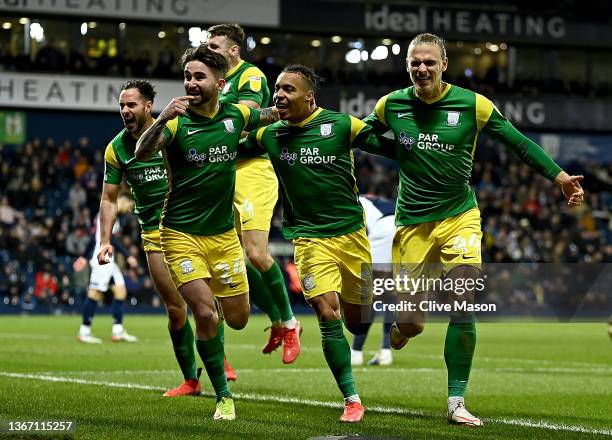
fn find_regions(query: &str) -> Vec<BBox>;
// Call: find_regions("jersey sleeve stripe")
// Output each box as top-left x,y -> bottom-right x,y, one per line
349,115 -> 368,144
165,117 -> 179,142
375,95 -> 389,126
104,143 -> 120,169
255,126 -> 267,147
475,93 -> 494,132
232,103 -> 251,125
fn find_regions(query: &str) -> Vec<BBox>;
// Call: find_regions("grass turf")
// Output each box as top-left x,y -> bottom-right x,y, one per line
0,314 -> 610,439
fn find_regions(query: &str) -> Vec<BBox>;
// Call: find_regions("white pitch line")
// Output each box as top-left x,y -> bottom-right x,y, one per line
1,371 -> 611,436
36,365 -> 612,376
1,332 -> 610,369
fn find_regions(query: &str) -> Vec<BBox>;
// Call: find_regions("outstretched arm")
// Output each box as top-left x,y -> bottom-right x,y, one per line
482,102 -> 584,206
135,95 -> 192,161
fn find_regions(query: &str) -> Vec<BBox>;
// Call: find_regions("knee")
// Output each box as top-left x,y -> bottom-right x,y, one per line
225,312 -> 248,330
166,304 -> 187,329
398,322 -> 425,338
87,290 -> 102,302
191,302 -> 217,323
308,298 -> 340,322
245,243 -> 272,271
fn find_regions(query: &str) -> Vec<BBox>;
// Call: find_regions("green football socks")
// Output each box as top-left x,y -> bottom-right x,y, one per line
246,262 -> 281,322
168,319 -> 197,381
261,261 -> 294,322
319,319 -> 357,398
196,323 -> 231,402
444,318 -> 477,398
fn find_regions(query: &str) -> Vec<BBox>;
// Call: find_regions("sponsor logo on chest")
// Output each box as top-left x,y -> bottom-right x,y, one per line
185,145 -> 237,166
128,165 -> 166,183
279,146 -> 337,166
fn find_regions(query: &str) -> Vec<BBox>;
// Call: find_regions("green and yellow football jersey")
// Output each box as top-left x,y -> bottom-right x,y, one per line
219,60 -> 270,107
364,84 -> 562,226
244,108 -> 381,240
104,129 -> 167,232
160,103 -> 261,236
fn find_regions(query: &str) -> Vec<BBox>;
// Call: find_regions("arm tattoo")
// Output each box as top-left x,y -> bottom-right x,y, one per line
135,120 -> 168,161
257,106 -> 279,126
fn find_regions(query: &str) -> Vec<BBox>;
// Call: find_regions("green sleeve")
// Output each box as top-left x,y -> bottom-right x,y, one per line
237,128 -> 267,158
244,107 -> 261,132
353,130 -> 397,160
483,108 -> 562,181
237,79 -> 267,106
362,94 -> 390,135
103,161 -> 122,184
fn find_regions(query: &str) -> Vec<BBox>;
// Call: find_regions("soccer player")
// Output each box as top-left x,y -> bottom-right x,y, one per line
364,33 -> 585,426
351,195 -> 396,367
96,79 -> 203,397
206,23 -> 301,362
74,200 -> 138,344
241,65 -> 390,422
134,46 -> 278,421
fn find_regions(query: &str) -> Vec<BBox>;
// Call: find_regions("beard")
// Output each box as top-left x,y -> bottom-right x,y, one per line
187,84 -> 218,107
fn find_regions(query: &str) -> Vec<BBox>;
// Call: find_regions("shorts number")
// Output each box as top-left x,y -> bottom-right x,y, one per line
214,259 -> 243,285
452,233 -> 480,254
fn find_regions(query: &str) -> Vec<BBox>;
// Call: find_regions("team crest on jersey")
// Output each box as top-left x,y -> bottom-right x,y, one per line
320,123 -> 333,137
399,131 -> 415,151
179,260 -> 194,275
302,273 -> 316,292
222,82 -> 231,94
446,111 -> 461,126
223,119 -> 236,133
248,76 -> 262,92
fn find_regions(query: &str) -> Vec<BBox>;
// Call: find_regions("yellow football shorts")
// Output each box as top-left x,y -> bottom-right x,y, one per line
141,228 -> 162,253
392,208 -> 482,292
293,227 -> 372,305
234,157 -> 278,232
160,226 -> 248,296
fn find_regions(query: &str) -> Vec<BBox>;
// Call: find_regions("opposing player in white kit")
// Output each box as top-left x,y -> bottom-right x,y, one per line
351,195 -> 396,366
74,196 -> 139,343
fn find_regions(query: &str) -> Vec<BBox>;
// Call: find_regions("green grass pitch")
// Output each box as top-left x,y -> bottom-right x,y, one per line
0,314 -> 610,439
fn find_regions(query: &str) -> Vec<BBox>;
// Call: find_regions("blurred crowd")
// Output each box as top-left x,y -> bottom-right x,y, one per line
2,43 -> 611,99
0,134 -> 610,315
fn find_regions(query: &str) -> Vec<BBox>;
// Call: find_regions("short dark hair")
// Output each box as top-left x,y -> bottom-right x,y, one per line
120,80 -> 156,102
282,64 -> 324,93
181,45 -> 228,78
207,23 -> 245,46
408,33 -> 447,59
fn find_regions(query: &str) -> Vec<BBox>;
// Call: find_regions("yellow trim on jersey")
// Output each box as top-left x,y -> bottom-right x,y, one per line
472,93 -> 495,158
288,107 -> 323,127
226,59 -> 245,79
349,115 -> 367,144
188,104 -> 219,119
475,93 -> 494,132
165,117 -> 179,142
238,66 -> 265,92
255,126 -> 267,148
232,103 -> 251,125
420,83 -> 452,104
104,143 -> 120,168
350,149 -> 359,194
374,95 -> 388,126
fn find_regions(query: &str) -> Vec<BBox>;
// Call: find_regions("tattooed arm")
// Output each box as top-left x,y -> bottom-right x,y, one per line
253,106 -> 280,128
135,95 -> 192,161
